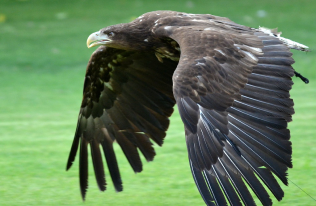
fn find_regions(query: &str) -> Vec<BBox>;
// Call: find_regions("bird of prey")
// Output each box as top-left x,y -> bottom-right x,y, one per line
66,10 -> 309,206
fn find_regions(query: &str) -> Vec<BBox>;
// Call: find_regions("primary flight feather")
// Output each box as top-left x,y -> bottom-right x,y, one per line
66,10 -> 309,206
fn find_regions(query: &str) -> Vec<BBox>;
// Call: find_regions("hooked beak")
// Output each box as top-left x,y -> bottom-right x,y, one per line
86,31 -> 111,48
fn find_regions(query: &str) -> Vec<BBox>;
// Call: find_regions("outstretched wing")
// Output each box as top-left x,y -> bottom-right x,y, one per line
66,46 -> 177,199
155,15 -> 295,206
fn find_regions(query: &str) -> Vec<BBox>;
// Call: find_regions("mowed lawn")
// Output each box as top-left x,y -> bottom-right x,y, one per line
0,0 -> 316,205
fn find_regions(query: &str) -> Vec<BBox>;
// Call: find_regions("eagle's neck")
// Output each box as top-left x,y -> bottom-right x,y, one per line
121,22 -> 180,58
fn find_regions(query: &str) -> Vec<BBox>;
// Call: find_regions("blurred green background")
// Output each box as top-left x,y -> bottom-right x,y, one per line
0,0 -> 315,205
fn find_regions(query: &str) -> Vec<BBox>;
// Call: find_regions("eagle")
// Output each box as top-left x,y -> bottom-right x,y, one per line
66,11 -> 310,206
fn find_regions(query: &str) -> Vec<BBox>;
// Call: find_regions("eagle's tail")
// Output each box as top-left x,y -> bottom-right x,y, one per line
258,26 -> 310,52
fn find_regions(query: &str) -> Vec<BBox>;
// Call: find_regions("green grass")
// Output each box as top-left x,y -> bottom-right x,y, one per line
1,0 -> 316,205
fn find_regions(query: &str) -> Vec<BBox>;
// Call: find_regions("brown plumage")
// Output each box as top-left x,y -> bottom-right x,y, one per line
66,10 -> 310,206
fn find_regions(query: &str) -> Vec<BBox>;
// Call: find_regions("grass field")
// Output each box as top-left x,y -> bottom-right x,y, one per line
1,0 -> 316,205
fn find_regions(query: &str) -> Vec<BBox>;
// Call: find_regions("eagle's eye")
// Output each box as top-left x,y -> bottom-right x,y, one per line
108,32 -> 115,37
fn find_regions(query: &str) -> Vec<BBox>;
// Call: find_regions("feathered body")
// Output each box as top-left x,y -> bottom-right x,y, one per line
66,11 -> 309,206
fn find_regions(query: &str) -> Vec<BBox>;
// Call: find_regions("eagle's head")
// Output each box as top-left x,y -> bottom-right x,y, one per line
87,23 -> 153,51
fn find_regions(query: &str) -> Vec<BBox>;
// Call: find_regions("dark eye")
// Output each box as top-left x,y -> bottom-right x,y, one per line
108,32 -> 115,37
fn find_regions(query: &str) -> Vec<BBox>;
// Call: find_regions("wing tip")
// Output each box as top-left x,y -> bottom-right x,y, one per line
115,185 -> 123,192
66,161 -> 73,171
66,135 -> 81,171
80,187 -> 87,201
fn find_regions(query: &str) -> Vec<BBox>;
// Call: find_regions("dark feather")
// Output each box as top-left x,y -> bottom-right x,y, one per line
79,138 -> 88,199
66,115 -> 82,170
99,128 -> 123,191
177,97 -> 199,133
90,139 -> 106,191
222,147 -> 273,205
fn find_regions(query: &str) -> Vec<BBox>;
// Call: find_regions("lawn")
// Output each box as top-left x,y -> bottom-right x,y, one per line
0,0 -> 316,205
